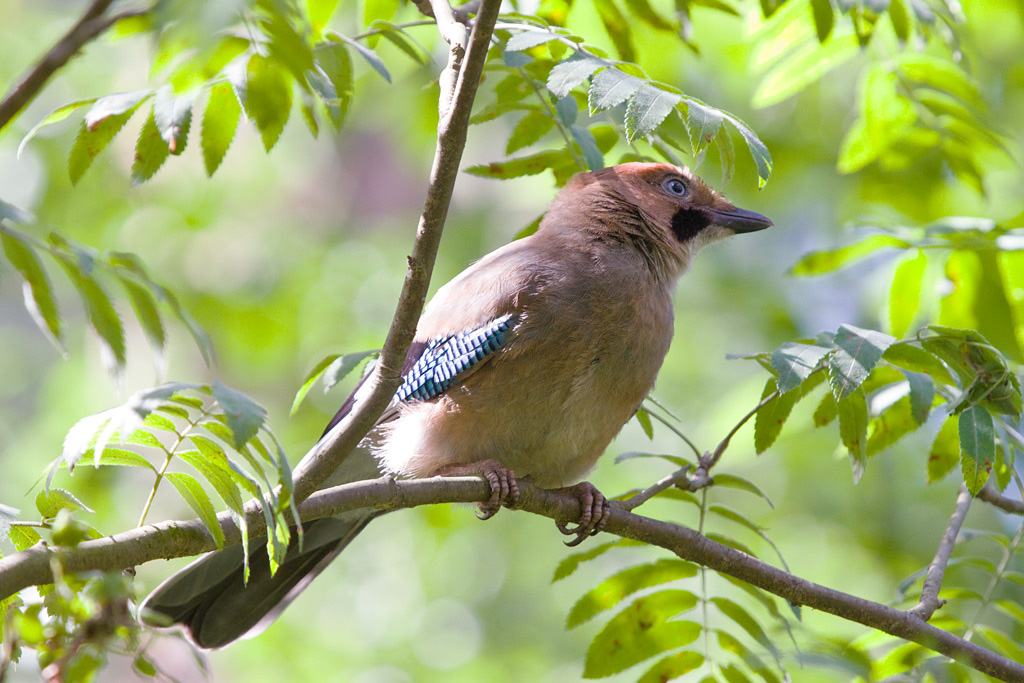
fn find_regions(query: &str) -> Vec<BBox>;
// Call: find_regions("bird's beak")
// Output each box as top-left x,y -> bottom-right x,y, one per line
708,206 -> 772,234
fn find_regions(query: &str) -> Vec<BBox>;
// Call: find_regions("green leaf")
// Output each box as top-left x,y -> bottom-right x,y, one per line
712,474 -> 774,508
710,596 -> 780,659
9,525 -> 42,552
291,353 -> 342,415
331,33 -> 391,83
1,227 -> 63,350
959,404 -> 993,495
130,107 -> 172,185
686,100 -> 724,155
201,83 -> 242,175
753,34 -> 858,108
584,591 -> 701,678
506,29 -> 563,52
242,54 -> 293,151
888,249 -> 927,338
637,651 -> 704,683
322,348 -> 380,391
568,560 -> 697,628
771,343 -> 829,393
625,85 -> 682,142
588,68 -> 644,112
813,390 -> 838,427
178,450 -> 245,514
466,150 -> 575,179
789,234 -> 910,276
571,125 -> 605,171
18,97 -> 98,158
889,0 -> 911,40
152,86 -> 193,155
810,0 -> 835,41
117,274 -> 166,374
68,90 -> 151,184
0,198 -> 34,223
210,380 -> 267,449
165,472 -> 225,550
717,630 -> 781,683
81,447 -> 156,470
866,397 -> 918,456
904,370 -> 934,424
548,54 -> 607,98
594,0 -> 635,61
634,407 -> 654,439
552,538 -> 643,581
828,324 -> 896,399
506,109 -> 555,154
261,6 -> 316,86
371,21 -> 429,64
895,53 -> 983,109
623,0 -> 676,30
724,113 -> 772,187
313,43 -> 354,129
837,389 -> 868,483
754,378 -> 798,454
36,488 -> 94,519
716,124 -> 736,185
882,343 -> 956,386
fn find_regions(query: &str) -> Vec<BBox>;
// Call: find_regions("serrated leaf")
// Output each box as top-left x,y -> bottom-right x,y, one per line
828,325 -> 896,399
553,538 -> 643,581
9,525 -> 42,552
588,68 -> 644,112
866,396 -> 918,456
790,234 -> 911,276
584,591 -> 700,678
568,559 -> 697,628
178,450 -> 245,514
904,370 -> 934,424
117,274 -> 167,376
837,389 -> 868,483
36,488 -> 94,518
130,108 -> 172,186
153,86 -> 193,155
771,342 -> 829,393
888,249 -> 927,338
18,97 -> 98,158
241,54 -> 293,151
959,404 -> 993,495
625,85 -> 681,142
506,109 -> 555,155
80,447 -> 156,470
313,43 -> 353,129
754,379 -> 798,454
165,472 -> 225,549
69,91 -> 151,184
201,83 -> 242,175
723,113 -> 772,187
547,54 -> 607,99
209,381 -> 267,449
686,100 -> 724,155
1,228 -> 63,350
262,6 -> 316,86
637,651 -> 704,683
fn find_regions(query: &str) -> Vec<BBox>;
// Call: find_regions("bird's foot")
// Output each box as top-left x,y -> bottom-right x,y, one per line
433,459 -> 520,520
553,482 -> 610,547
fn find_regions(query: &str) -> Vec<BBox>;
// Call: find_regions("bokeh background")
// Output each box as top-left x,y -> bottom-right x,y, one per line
1,0 -> 1023,680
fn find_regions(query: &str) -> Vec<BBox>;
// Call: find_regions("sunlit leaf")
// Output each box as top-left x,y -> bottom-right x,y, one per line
790,234 -> 910,276
506,109 -> 555,154
625,85 -> 681,142
753,35 -> 857,108
711,596 -> 780,659
68,91 -> 151,184
837,389 -> 868,483
594,0 -> 635,61
153,85 -> 193,155
36,488 -> 94,519
882,343 -> 956,386
567,559 -> 697,628
810,0 -> 835,41
18,97 -> 98,158
771,342 -> 829,393
1,227 -> 63,351
506,29 -> 563,52
959,404 -> 993,495
166,472 -> 225,549
686,100 -> 723,155
637,651 -> 704,683
130,108 -> 172,185
201,83 -> 242,175
828,324 -> 896,399
712,473 -> 774,508
888,248 -> 927,338
866,396 -> 918,456
548,54 -> 608,98
466,150 -> 575,179
210,380 -> 267,449
313,43 -> 354,129
552,538 -> 643,582
584,591 -> 700,678
241,54 -> 294,151
588,68 -> 644,112
904,370 -> 934,424
330,33 -> 391,83
754,378 -> 799,454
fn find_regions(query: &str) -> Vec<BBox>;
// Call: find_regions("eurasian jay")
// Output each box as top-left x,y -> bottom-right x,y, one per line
140,162 -> 771,648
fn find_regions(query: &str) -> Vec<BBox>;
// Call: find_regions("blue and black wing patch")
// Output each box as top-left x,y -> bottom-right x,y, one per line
392,313 -> 517,406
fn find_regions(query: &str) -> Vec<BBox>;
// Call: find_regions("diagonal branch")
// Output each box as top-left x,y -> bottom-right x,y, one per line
0,1 -> 149,133
909,483 -> 973,621
0,476 -> 1022,681
290,0 -> 502,502
978,484 -> 1024,515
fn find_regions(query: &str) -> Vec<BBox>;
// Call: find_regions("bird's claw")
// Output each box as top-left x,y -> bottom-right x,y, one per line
553,482 -> 610,546
435,459 -> 520,520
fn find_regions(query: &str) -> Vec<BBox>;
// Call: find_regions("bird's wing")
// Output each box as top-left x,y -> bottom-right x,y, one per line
320,313 -> 519,438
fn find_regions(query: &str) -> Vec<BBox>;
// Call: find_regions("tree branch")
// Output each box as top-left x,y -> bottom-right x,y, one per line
290,0 -> 502,501
909,484 -> 972,621
1,477 -> 1022,681
0,1 -> 148,133
978,484 -> 1024,515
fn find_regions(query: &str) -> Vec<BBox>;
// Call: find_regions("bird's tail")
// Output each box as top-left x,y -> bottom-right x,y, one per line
139,448 -> 382,649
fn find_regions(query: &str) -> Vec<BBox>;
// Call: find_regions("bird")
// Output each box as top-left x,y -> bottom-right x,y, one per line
140,162 -> 771,648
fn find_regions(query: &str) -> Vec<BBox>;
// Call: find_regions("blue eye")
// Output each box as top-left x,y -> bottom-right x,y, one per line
663,178 -> 687,196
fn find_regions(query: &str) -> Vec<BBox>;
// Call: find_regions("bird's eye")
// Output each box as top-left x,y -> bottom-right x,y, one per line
663,178 -> 687,196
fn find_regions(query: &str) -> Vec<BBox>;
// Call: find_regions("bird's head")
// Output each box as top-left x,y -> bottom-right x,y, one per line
544,162 -> 771,278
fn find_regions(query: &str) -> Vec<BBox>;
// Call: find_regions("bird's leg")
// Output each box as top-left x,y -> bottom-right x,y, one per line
433,459 -> 520,520
552,481 -> 610,547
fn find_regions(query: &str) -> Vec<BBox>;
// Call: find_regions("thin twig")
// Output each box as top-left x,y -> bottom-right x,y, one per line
290,0 -> 502,502
0,1 -> 149,132
909,484 -> 972,621
977,484 -> 1024,515
616,466 -> 693,512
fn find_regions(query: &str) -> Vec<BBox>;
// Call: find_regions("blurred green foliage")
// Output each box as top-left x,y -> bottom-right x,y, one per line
1,0 -> 1023,681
